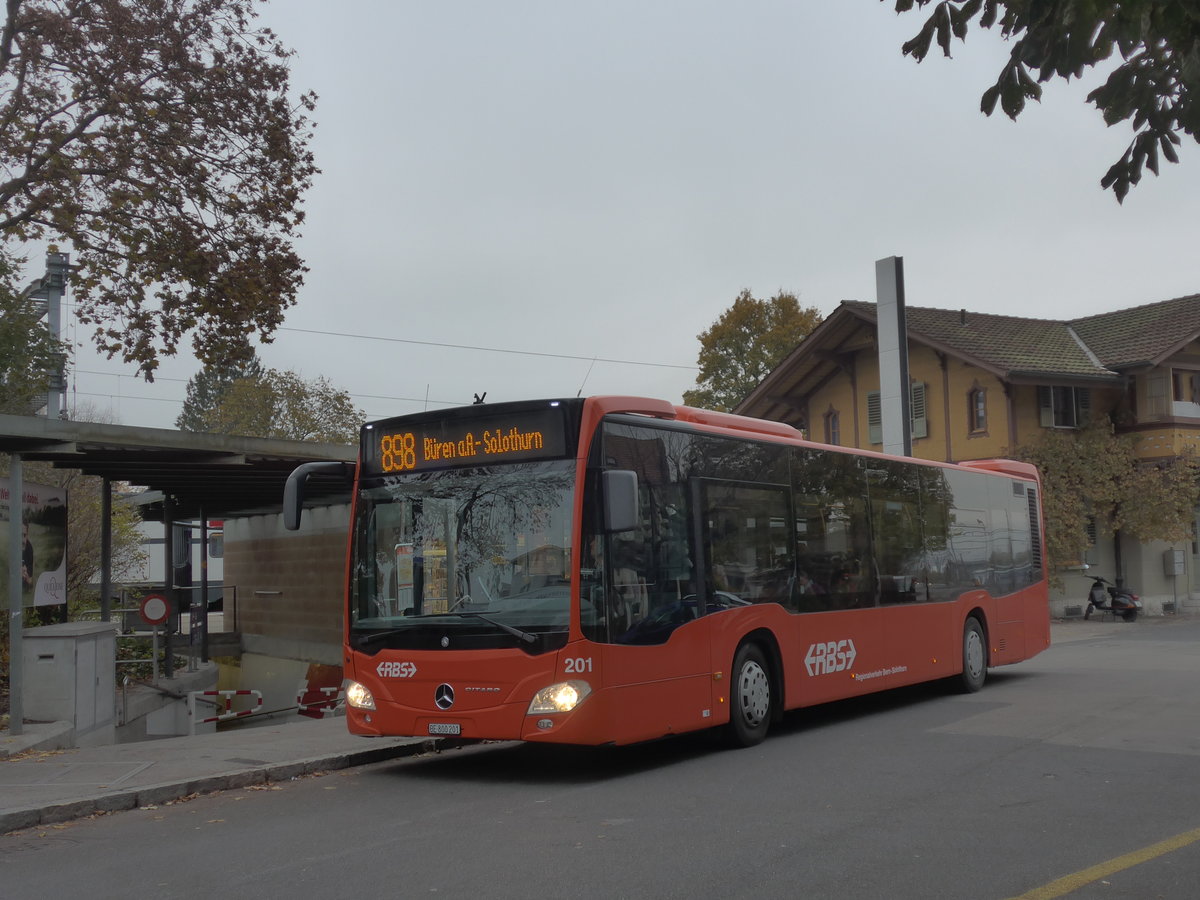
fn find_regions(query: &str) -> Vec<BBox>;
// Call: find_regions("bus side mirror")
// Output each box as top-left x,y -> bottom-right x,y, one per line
602,469 -> 639,533
284,461 -> 354,530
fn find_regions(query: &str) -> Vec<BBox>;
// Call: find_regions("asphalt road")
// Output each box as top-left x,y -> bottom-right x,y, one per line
3,617 -> 1199,899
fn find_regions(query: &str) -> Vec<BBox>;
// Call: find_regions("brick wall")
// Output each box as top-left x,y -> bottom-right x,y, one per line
222,505 -> 349,654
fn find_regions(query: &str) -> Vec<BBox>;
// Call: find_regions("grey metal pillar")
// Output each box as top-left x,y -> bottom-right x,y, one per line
162,496 -> 174,679
876,255 -> 912,457
100,477 -> 112,622
7,453 -> 24,734
198,512 -> 209,663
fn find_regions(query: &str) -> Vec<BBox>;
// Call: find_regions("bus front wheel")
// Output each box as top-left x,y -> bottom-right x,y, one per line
958,617 -> 987,693
727,642 -> 772,747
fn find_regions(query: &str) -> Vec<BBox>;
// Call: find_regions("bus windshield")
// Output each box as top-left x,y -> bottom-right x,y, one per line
351,459 -> 577,638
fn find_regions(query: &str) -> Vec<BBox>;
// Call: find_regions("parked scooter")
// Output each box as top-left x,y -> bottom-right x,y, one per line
1083,574 -> 1142,622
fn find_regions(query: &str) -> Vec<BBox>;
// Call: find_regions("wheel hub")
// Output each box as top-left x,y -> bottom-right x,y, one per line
738,660 -> 770,726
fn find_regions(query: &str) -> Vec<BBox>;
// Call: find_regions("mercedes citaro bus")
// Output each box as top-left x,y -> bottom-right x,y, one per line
284,396 -> 1050,747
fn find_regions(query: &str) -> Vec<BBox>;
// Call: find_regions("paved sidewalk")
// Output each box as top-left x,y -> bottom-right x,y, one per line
0,715 -> 444,834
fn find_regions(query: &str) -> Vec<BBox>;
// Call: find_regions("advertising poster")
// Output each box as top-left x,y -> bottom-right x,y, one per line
0,477 -> 68,608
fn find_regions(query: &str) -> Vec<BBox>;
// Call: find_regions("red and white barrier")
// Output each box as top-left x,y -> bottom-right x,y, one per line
296,685 -> 344,719
188,689 -> 264,734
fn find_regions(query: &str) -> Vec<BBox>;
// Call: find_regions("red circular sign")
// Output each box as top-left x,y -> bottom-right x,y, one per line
140,593 -> 170,626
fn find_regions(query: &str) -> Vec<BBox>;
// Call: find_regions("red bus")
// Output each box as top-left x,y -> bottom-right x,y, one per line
285,396 -> 1050,747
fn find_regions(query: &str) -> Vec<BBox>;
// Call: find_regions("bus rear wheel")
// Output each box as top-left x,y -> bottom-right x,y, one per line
727,642 -> 772,747
958,616 -> 987,693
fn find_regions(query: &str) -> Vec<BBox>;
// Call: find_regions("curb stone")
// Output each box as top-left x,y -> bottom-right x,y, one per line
2,737 -> 453,835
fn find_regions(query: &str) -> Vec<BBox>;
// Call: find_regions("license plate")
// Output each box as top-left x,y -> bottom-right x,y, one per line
428,723 -> 461,735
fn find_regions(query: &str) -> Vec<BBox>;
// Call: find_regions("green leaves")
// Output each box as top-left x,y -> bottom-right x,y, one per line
210,368 -> 363,444
1017,419 -> 1200,577
899,0 -> 984,60
176,344 -> 263,432
981,59 -> 1043,118
683,289 -> 822,412
889,0 -> 1200,200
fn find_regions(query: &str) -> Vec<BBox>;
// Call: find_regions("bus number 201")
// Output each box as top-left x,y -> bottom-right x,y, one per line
564,657 -> 593,674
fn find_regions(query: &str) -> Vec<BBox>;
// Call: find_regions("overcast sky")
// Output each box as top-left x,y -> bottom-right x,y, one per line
60,0 -> 1200,430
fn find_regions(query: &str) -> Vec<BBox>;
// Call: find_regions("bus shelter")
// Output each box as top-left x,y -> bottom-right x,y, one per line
0,412 -> 354,734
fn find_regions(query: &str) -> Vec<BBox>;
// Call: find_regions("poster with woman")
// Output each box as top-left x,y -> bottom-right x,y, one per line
1,477 -> 68,607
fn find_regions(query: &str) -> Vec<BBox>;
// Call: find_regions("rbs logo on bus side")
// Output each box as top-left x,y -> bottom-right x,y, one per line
377,661 -> 417,678
804,639 -> 857,677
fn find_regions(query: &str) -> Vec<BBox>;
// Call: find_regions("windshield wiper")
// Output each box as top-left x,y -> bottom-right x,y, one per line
452,612 -> 536,644
356,628 -> 409,647
355,612 -> 537,646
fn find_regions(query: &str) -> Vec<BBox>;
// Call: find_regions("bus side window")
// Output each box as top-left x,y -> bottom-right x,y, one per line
792,449 -> 874,612
699,481 -> 791,609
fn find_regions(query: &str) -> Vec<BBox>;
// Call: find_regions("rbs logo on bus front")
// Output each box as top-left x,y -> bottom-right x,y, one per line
804,639 -> 857,677
377,661 -> 417,678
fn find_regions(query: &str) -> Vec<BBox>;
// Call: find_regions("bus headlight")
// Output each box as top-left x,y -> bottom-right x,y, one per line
528,680 -> 592,714
345,681 -> 376,710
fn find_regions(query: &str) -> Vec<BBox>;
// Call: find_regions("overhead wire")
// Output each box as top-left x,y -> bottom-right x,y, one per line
63,304 -> 698,420
276,326 -> 698,370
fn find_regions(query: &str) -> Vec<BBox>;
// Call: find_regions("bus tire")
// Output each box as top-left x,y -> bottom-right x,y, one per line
958,616 -> 987,693
727,642 -> 772,747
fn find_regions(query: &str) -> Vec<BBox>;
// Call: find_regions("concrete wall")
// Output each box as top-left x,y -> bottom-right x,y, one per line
222,504 -> 349,666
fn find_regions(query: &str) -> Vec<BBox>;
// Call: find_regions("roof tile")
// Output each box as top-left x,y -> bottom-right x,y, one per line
842,301 -> 1113,379
842,294 -> 1200,378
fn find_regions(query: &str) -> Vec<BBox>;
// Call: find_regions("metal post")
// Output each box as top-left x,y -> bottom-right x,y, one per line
100,477 -> 112,622
876,255 -> 912,457
7,453 -> 24,735
162,496 -> 174,679
199,512 -> 209,663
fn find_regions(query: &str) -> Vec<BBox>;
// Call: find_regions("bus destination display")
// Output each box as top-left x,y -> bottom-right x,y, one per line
370,407 -> 568,474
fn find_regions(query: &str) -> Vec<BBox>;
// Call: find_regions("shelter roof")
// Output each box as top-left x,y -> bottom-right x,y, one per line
0,414 -> 355,521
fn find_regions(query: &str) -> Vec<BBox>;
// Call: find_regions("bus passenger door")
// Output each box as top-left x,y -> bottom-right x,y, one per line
584,478 -> 716,744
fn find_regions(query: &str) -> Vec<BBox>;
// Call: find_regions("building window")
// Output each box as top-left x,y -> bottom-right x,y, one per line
968,386 -> 987,434
867,383 -> 928,444
1037,386 -> 1090,429
1147,372 -> 1169,417
823,409 -> 840,446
